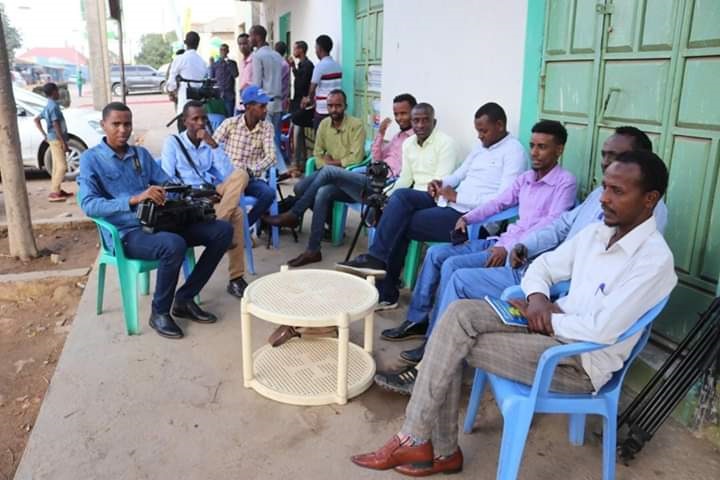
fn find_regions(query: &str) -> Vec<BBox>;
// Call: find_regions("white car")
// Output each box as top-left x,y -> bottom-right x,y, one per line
14,87 -> 103,180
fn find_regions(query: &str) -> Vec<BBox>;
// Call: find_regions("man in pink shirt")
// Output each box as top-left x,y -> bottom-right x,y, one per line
236,33 -> 253,110
372,93 -> 416,176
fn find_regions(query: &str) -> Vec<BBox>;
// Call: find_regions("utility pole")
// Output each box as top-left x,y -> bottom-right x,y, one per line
0,12 -> 38,260
84,0 -> 111,109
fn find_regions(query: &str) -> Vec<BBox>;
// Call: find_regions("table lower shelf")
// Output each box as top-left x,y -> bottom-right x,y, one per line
248,337 -> 376,406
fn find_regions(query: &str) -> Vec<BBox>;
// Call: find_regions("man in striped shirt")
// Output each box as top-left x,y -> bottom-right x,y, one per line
301,35 -> 342,129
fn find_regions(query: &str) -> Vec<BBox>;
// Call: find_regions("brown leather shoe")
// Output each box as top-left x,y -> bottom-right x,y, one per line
263,211 -> 300,228
287,250 -> 322,267
268,325 -> 301,347
351,436 -> 433,471
394,448 -> 463,476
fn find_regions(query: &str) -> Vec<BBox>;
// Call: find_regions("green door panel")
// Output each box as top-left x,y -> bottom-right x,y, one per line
688,0 -> 720,48
654,283 -> 711,342
606,0 -> 640,52
375,11 -> 384,62
640,0 -> 678,51
542,61 -> 594,117
571,0 -> 602,53
664,136 -> 713,273
545,0 -> 572,55
699,157 -> 720,283
677,58 -> 720,130
356,0 -> 369,15
559,122 -> 592,194
354,0 -> 383,138
601,60 -> 670,125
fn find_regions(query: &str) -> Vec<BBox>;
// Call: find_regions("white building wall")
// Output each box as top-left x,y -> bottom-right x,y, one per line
261,0 -> 343,66
381,0 -> 528,157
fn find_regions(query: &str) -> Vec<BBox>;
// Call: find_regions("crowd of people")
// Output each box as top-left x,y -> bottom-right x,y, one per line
72,24 -> 678,477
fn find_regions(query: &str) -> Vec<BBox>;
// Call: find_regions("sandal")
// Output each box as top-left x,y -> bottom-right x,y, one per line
268,325 -> 301,347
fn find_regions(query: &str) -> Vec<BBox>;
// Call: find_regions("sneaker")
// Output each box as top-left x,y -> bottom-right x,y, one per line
375,299 -> 399,311
374,365 -> 418,396
48,192 -> 67,202
335,254 -> 387,277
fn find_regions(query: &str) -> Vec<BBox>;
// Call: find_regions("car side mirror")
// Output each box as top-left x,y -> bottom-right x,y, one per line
16,106 -> 27,117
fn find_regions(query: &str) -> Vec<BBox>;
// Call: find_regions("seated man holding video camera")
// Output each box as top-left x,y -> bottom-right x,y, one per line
161,100 -> 250,299
338,102 -> 527,309
78,102 -> 233,340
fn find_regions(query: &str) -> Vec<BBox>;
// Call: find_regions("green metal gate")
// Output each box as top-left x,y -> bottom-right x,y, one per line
354,0 -> 383,138
540,0 -> 720,343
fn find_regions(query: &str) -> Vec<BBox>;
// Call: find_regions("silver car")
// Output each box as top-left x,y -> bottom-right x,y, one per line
110,65 -> 166,96
15,87 -> 103,180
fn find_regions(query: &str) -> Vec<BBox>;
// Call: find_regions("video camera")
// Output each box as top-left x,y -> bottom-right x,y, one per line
362,161 -> 391,227
177,76 -> 220,102
136,184 -> 217,234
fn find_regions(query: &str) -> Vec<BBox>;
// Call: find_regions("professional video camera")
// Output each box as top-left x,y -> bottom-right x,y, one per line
182,77 -> 220,102
345,160 -> 393,261
136,184 -> 217,234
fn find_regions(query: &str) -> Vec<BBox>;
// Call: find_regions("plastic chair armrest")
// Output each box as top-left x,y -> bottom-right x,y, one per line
483,205 -> 519,224
91,217 -> 126,261
305,157 -> 317,175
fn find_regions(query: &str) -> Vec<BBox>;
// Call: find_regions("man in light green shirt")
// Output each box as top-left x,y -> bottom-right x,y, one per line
313,89 -> 366,167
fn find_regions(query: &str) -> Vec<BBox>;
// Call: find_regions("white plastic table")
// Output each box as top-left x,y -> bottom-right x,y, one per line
241,266 -> 378,405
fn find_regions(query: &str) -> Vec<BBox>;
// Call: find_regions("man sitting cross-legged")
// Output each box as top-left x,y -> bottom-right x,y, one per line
375,126 -> 668,395
160,100 -> 250,299
337,102 -> 527,309
379,119 -> 577,367
263,93 -> 417,267
350,150 -> 676,476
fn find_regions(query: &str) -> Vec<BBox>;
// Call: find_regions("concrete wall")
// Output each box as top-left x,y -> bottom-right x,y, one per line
261,0 -> 343,66
381,0 -> 529,157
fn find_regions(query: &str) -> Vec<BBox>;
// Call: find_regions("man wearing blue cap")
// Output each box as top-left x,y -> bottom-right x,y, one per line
212,85 -> 277,251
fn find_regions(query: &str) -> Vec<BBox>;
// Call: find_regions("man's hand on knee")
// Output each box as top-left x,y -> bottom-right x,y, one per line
484,246 -> 507,268
517,293 -> 561,335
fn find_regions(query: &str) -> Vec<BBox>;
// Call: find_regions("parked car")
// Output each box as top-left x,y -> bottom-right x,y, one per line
14,87 -> 103,180
110,64 -> 166,96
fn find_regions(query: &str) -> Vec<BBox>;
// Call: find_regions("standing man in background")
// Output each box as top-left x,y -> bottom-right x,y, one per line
209,43 -> 239,117
302,35 -> 342,130
249,25 -> 288,176
34,82 -> 71,202
274,41 -> 291,113
166,32 -> 207,131
236,33 -> 254,103
288,40 -> 314,172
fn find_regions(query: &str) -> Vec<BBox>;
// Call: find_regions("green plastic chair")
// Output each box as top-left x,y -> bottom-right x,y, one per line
303,153 -> 371,243
91,217 -> 197,335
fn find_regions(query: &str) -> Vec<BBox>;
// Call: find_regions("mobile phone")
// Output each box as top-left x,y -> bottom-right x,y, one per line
450,228 -> 468,246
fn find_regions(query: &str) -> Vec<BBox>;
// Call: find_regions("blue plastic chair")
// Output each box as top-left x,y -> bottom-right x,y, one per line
239,167 -> 280,275
463,289 -> 670,480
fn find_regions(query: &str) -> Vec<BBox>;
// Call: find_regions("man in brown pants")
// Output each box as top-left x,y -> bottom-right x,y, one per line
34,82 -> 72,202
160,101 -> 250,298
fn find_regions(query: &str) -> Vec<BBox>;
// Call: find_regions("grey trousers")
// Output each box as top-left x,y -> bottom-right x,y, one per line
402,299 -> 594,456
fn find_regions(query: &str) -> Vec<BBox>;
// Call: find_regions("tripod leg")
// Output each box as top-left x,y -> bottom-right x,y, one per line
345,207 -> 370,262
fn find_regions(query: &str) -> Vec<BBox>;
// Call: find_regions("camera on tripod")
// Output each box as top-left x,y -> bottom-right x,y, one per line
362,161 -> 391,227
136,184 -> 217,234
177,76 -> 220,102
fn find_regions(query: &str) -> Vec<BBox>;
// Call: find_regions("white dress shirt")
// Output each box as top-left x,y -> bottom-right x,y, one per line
441,134 -> 527,213
521,216 -> 677,391
166,49 -> 208,114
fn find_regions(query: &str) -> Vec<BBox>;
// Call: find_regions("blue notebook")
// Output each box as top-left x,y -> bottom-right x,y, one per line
484,296 -> 529,327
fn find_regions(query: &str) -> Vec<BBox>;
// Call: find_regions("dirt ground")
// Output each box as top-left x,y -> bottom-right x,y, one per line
0,220 -> 96,479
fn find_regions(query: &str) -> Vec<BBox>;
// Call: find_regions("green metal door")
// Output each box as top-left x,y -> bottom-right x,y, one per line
354,0 -> 383,138
540,0 -> 720,343
279,12 -> 291,49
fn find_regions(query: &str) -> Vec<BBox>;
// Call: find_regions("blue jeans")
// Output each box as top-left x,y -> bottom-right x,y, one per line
292,166 -> 368,251
245,177 -> 275,226
268,111 -> 288,174
369,188 -> 462,302
407,239 -> 497,327
430,263 -> 524,336
122,220 -> 233,314
222,97 -> 235,118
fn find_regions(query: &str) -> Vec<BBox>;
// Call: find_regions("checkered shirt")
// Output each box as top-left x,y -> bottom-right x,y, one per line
212,115 -> 276,177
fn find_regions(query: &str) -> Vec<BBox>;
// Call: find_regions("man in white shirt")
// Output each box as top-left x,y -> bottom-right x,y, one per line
350,150 -> 676,476
338,102 -> 526,308
166,32 -> 208,121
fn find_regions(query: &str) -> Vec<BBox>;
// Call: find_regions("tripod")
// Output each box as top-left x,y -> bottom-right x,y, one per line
344,200 -> 382,262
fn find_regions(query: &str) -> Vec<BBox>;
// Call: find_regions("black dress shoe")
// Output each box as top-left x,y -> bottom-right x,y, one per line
400,341 -> 426,364
171,300 -> 218,324
381,320 -> 428,342
227,276 -> 249,299
335,254 -> 387,277
149,312 -> 184,339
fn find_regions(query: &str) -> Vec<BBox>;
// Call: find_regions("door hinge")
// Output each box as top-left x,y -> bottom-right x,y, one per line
596,3 -> 614,15
539,74 -> 546,89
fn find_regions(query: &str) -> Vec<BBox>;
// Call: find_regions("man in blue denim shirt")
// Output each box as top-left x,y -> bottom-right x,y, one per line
78,102 -> 233,339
